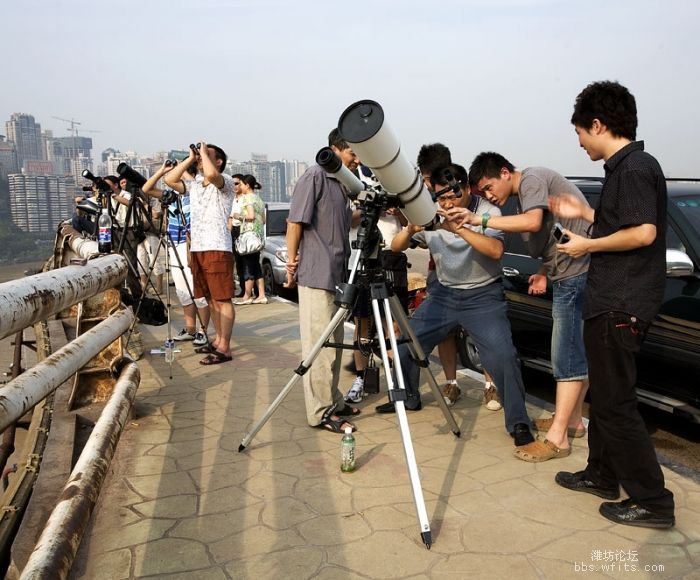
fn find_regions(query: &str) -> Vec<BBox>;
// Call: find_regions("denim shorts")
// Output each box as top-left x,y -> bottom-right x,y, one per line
551,271 -> 588,381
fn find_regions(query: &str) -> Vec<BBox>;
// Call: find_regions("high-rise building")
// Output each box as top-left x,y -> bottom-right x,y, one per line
5,113 -> 46,170
284,160 -> 309,197
228,155 -> 288,203
9,174 -> 71,233
0,135 -> 19,178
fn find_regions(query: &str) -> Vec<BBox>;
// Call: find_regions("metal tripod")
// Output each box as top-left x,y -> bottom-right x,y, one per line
238,249 -> 461,549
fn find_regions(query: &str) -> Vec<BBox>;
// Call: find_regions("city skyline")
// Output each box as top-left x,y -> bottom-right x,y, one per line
3,0 -> 699,179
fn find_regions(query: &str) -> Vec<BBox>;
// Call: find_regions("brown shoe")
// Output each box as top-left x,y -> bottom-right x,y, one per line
484,385 -> 502,411
534,415 -> 586,438
514,439 -> 571,462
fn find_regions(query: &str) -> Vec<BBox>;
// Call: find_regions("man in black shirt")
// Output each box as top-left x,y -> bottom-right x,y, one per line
549,81 -> 674,528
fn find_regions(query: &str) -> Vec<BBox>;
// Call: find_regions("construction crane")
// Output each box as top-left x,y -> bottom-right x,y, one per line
52,116 -> 100,138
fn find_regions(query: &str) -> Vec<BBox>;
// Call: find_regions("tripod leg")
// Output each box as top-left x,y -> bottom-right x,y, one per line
370,297 -> 432,549
238,305 -> 352,451
389,295 -> 461,438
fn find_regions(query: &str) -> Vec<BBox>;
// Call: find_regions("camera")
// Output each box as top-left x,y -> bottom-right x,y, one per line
553,222 -> 570,243
160,189 -> 178,206
81,169 -> 111,192
116,162 -> 147,189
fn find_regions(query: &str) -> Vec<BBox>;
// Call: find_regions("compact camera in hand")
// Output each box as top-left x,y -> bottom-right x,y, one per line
552,222 -> 570,244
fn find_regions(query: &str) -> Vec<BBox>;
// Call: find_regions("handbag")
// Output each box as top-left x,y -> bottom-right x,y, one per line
235,230 -> 264,255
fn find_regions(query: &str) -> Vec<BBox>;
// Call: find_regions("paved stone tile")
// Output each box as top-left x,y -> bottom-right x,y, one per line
210,526 -> 305,564
70,298 -> 700,578
132,538 -> 211,576
224,546 -> 324,579
171,504 -> 264,543
72,548 -> 131,580
325,530 -> 437,577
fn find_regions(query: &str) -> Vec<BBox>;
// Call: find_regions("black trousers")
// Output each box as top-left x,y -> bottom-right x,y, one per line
583,312 -> 674,515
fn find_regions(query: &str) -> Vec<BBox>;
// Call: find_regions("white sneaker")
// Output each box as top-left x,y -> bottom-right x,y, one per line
173,328 -> 195,341
345,376 -> 365,404
193,331 -> 207,346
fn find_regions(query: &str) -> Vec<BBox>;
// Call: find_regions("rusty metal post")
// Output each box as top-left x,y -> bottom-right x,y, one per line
0,309 -> 134,432
0,255 -> 128,341
19,361 -> 140,580
0,331 -> 24,484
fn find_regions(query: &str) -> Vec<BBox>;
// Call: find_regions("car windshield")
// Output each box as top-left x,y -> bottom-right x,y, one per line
266,209 -> 289,236
673,195 -> 700,232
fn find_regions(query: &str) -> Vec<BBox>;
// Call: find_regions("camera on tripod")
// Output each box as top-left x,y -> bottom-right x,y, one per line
81,169 -> 111,193
160,189 -> 178,206
116,163 -> 147,189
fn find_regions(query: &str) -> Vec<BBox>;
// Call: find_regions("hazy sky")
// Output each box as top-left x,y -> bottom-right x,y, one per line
3,0 -> 698,176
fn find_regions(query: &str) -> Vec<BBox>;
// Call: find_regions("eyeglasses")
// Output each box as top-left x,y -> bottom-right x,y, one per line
437,193 -> 459,203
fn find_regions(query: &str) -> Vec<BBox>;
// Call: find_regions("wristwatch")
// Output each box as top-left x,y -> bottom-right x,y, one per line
481,212 -> 491,232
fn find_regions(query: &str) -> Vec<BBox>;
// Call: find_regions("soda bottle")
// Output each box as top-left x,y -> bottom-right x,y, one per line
340,427 -> 356,473
164,338 -> 175,363
98,208 -> 112,254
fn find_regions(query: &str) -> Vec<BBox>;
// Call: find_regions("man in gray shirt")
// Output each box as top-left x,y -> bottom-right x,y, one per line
285,129 -> 361,433
384,163 -> 535,448
445,152 -> 590,462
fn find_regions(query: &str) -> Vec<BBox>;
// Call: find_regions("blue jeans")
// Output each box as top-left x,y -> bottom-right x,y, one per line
551,272 -> 588,381
398,281 -> 530,432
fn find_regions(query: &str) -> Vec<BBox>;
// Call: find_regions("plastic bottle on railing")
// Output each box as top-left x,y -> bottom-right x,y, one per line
164,338 -> 175,363
340,427 -> 356,473
98,208 -> 112,254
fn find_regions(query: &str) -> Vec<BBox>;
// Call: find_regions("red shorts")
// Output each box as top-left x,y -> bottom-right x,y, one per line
190,251 -> 234,301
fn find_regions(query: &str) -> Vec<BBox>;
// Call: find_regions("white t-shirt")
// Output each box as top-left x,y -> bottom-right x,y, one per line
230,195 -> 243,227
186,173 -> 235,252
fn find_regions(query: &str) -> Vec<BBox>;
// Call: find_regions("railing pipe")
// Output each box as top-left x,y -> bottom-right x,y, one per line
0,309 -> 134,432
19,361 -> 140,580
0,255 -> 128,341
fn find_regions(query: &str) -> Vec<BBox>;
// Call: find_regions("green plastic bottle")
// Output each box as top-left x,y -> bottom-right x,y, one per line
340,427 -> 356,473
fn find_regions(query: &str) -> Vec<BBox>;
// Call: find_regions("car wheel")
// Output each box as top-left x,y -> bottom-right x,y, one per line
262,261 -> 277,296
457,326 -> 483,372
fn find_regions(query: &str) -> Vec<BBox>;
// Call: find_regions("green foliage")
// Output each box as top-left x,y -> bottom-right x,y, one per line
0,221 -> 50,263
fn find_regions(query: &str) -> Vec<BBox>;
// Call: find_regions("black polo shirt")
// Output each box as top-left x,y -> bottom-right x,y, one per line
584,141 -> 667,322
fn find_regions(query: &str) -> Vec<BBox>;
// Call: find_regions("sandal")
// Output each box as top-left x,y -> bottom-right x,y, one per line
314,403 -> 356,433
199,351 -> 233,365
195,344 -> 215,354
534,415 -> 586,438
514,439 -> 571,463
336,405 -> 361,417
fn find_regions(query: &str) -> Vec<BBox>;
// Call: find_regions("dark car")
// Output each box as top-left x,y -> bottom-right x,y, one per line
458,178 -> 700,423
260,202 -> 290,295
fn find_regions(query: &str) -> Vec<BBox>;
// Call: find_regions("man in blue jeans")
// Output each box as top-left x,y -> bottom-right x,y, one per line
381,164 -> 535,447
445,153 -> 590,462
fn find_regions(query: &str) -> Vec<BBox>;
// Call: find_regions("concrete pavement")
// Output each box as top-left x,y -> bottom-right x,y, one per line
71,297 -> 700,579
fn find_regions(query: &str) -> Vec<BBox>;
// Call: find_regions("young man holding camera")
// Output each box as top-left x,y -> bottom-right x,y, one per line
285,129 -> 361,433
550,81 -> 674,528
445,153 -> 591,463
164,141 -> 235,365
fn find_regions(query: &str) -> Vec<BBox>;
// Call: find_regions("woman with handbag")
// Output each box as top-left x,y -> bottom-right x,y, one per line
233,174 -> 268,305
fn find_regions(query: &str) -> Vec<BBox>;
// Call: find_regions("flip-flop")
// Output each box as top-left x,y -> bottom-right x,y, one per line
195,344 -> 215,354
513,439 -> 571,462
199,351 -> 233,365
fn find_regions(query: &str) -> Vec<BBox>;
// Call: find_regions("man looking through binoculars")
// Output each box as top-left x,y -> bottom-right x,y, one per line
164,141 -> 236,365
